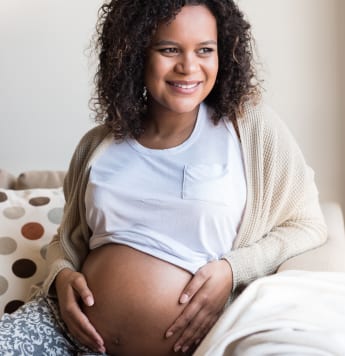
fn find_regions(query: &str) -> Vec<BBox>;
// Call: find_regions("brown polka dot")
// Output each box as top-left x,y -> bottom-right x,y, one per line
12,258 -> 37,278
29,196 -> 50,206
4,300 -> 25,314
0,237 -> 17,255
0,191 -> 8,203
21,222 -> 44,240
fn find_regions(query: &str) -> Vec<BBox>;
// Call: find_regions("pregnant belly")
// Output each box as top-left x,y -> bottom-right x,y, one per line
81,244 -> 193,356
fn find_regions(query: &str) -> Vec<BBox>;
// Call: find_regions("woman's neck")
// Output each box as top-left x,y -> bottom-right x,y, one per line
138,106 -> 199,149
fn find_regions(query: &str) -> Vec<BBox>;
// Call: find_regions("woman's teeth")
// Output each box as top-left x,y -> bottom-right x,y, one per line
170,82 -> 199,89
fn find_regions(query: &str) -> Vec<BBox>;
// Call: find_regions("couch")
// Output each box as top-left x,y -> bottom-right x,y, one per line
1,169 -> 345,319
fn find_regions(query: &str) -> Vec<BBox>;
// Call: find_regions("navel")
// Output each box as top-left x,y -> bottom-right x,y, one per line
113,336 -> 121,346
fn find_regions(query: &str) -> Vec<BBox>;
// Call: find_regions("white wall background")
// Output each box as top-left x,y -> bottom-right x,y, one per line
238,0 -> 345,209
0,1 -> 344,208
0,0 -> 100,174
340,0 -> 345,210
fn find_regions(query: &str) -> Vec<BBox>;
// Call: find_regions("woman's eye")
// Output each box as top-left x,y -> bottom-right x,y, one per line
158,48 -> 178,55
198,47 -> 214,55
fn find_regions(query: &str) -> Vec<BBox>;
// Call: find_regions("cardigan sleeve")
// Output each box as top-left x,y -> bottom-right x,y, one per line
222,105 -> 327,295
41,125 -> 111,296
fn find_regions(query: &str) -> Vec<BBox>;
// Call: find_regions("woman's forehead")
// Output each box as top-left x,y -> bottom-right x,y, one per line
152,5 -> 217,42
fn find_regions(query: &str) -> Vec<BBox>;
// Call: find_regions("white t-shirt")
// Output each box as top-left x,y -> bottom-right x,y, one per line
85,103 -> 247,273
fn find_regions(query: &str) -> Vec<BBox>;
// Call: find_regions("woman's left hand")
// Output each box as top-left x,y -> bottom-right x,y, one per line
165,259 -> 233,353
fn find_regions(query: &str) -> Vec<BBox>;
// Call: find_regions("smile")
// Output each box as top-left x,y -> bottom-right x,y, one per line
167,81 -> 201,89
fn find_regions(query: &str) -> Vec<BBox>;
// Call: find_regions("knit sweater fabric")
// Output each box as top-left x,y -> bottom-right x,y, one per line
42,102 -> 327,298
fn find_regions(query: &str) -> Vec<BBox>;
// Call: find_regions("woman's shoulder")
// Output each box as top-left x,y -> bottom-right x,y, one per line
240,100 -> 305,164
70,124 -> 112,160
68,124 -> 112,173
241,100 -> 280,127
240,100 -> 294,142
78,124 -> 112,147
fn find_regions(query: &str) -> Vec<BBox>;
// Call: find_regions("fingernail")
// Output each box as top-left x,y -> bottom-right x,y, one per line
180,293 -> 189,304
166,331 -> 174,338
182,345 -> 189,353
86,296 -> 94,306
174,345 -> 181,352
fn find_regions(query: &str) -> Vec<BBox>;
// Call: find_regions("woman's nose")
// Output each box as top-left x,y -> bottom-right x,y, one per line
175,53 -> 198,74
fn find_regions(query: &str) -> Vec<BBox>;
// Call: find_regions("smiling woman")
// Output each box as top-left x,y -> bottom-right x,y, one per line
0,1 -> 327,356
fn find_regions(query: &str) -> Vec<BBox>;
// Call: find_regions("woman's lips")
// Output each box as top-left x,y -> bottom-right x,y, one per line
167,80 -> 202,93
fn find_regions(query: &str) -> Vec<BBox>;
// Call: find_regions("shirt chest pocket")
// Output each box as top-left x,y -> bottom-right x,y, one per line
182,164 -> 233,205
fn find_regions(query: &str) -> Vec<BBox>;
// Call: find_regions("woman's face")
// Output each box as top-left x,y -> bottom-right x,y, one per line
144,5 -> 218,116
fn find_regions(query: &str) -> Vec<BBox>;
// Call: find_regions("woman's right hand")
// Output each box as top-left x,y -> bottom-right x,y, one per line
55,268 -> 106,353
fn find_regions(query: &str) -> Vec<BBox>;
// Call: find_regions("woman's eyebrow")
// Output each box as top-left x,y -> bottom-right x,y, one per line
152,40 -> 180,47
199,40 -> 218,46
152,40 -> 217,46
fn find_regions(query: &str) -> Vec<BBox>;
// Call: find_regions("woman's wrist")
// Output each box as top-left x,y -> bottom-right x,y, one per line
55,267 -> 73,290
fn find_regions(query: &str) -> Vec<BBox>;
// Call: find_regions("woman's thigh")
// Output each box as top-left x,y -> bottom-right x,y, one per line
0,295 -> 100,356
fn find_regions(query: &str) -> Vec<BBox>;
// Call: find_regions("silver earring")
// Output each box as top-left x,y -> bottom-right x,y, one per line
143,86 -> 147,101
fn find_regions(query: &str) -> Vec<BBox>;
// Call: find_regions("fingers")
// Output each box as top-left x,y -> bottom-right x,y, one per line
56,269 -> 105,353
70,272 -> 95,307
179,266 -> 210,304
165,265 -> 211,337
165,267 -> 210,339
173,311 -> 220,353
166,260 -> 233,353
65,303 -> 105,353
167,289 -> 214,351
167,295 -> 202,338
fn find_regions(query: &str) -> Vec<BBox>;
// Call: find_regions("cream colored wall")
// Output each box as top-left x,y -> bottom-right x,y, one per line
1,1 -> 344,209
0,0 -> 99,174
340,0 -> 345,211
238,0 -> 345,209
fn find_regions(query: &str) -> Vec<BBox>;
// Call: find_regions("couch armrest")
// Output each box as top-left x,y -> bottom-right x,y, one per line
278,202 -> 345,272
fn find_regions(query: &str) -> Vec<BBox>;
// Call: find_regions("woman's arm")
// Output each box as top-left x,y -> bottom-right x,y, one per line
42,124 -> 112,295
224,105 -> 327,293
224,198 -> 327,293
42,125 -> 112,353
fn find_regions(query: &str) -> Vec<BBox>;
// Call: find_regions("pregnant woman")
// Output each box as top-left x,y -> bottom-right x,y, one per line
0,1 -> 326,355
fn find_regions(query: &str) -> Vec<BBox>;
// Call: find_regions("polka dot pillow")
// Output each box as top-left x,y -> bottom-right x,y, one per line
0,188 -> 65,316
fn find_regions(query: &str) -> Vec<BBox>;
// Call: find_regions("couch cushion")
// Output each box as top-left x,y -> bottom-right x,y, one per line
0,170 -> 16,189
0,188 -> 65,316
15,170 -> 66,190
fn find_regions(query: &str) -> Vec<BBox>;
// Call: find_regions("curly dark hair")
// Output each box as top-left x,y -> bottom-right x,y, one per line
91,0 -> 261,139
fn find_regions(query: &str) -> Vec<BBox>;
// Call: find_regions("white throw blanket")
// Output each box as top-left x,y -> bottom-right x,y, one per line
194,271 -> 345,355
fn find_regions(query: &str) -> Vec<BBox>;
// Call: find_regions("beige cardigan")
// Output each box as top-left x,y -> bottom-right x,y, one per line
42,102 -> 327,297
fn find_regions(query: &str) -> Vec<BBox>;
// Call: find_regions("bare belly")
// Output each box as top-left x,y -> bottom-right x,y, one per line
81,244 -> 193,356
